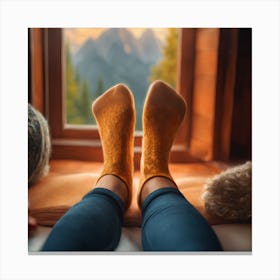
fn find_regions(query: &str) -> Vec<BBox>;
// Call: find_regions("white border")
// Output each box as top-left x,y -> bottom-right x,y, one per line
0,0 -> 279,279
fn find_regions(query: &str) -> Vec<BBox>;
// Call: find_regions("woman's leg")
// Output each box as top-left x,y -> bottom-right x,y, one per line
42,84 -> 135,251
141,178 -> 222,251
42,176 -> 126,251
138,81 -> 222,251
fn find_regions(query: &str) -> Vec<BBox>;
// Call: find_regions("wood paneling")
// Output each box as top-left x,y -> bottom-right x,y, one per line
191,114 -> 213,141
30,28 -> 45,114
188,28 -> 240,161
196,28 -> 220,51
194,50 -> 219,78
214,29 -> 239,160
46,28 -> 63,137
189,28 -> 221,160
230,29 -> 252,159
176,28 -> 196,147
192,78 -> 216,114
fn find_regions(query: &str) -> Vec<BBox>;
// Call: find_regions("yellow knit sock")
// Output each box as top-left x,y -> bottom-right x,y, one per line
92,84 -> 135,208
138,80 -> 186,206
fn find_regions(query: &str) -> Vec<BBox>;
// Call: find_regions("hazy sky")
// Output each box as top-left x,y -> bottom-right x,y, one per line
64,28 -> 168,52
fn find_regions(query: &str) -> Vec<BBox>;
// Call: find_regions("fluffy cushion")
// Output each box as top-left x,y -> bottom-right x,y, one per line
202,161 -> 252,222
28,104 -> 51,185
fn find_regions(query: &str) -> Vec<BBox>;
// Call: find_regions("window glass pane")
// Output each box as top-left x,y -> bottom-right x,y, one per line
64,28 -> 179,130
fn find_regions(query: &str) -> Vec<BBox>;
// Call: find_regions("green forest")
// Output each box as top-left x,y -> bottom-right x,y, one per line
66,28 -> 178,128
66,43 -> 105,125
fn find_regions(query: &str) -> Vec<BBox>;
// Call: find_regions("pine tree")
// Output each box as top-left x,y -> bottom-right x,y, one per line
93,77 -> 105,100
149,29 -> 178,88
78,80 -> 93,124
65,42 -> 83,124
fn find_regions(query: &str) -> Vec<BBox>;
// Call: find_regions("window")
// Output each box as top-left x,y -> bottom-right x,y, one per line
36,28 -> 196,162
29,28 -> 249,163
64,28 -> 179,131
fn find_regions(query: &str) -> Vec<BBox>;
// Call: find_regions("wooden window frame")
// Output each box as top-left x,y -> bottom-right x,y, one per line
29,28 -> 240,165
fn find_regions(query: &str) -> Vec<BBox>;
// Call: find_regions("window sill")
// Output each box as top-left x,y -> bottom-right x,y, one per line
51,139 -> 200,166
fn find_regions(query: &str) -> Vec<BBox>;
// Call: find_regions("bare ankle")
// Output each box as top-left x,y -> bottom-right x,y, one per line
140,176 -> 177,206
95,174 -> 128,204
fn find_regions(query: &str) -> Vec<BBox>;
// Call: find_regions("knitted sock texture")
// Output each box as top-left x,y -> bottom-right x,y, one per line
138,81 -> 186,205
92,84 -> 135,208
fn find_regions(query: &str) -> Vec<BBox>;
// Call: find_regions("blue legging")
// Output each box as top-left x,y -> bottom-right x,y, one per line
42,187 -> 222,251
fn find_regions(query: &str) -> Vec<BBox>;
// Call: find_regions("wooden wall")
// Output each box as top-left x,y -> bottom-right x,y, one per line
186,28 -> 251,162
230,29 -> 252,160
189,28 -> 221,160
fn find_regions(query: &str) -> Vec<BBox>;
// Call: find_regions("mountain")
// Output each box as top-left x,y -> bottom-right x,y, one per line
73,28 -> 162,65
138,29 -> 163,64
95,28 -> 142,62
73,38 -> 96,66
71,28 -> 163,129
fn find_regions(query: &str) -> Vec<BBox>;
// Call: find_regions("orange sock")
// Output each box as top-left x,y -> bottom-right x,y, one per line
92,84 -> 136,208
138,80 -> 186,206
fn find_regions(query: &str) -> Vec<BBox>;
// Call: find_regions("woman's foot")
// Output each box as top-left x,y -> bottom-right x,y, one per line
92,84 -> 136,208
138,80 -> 186,206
